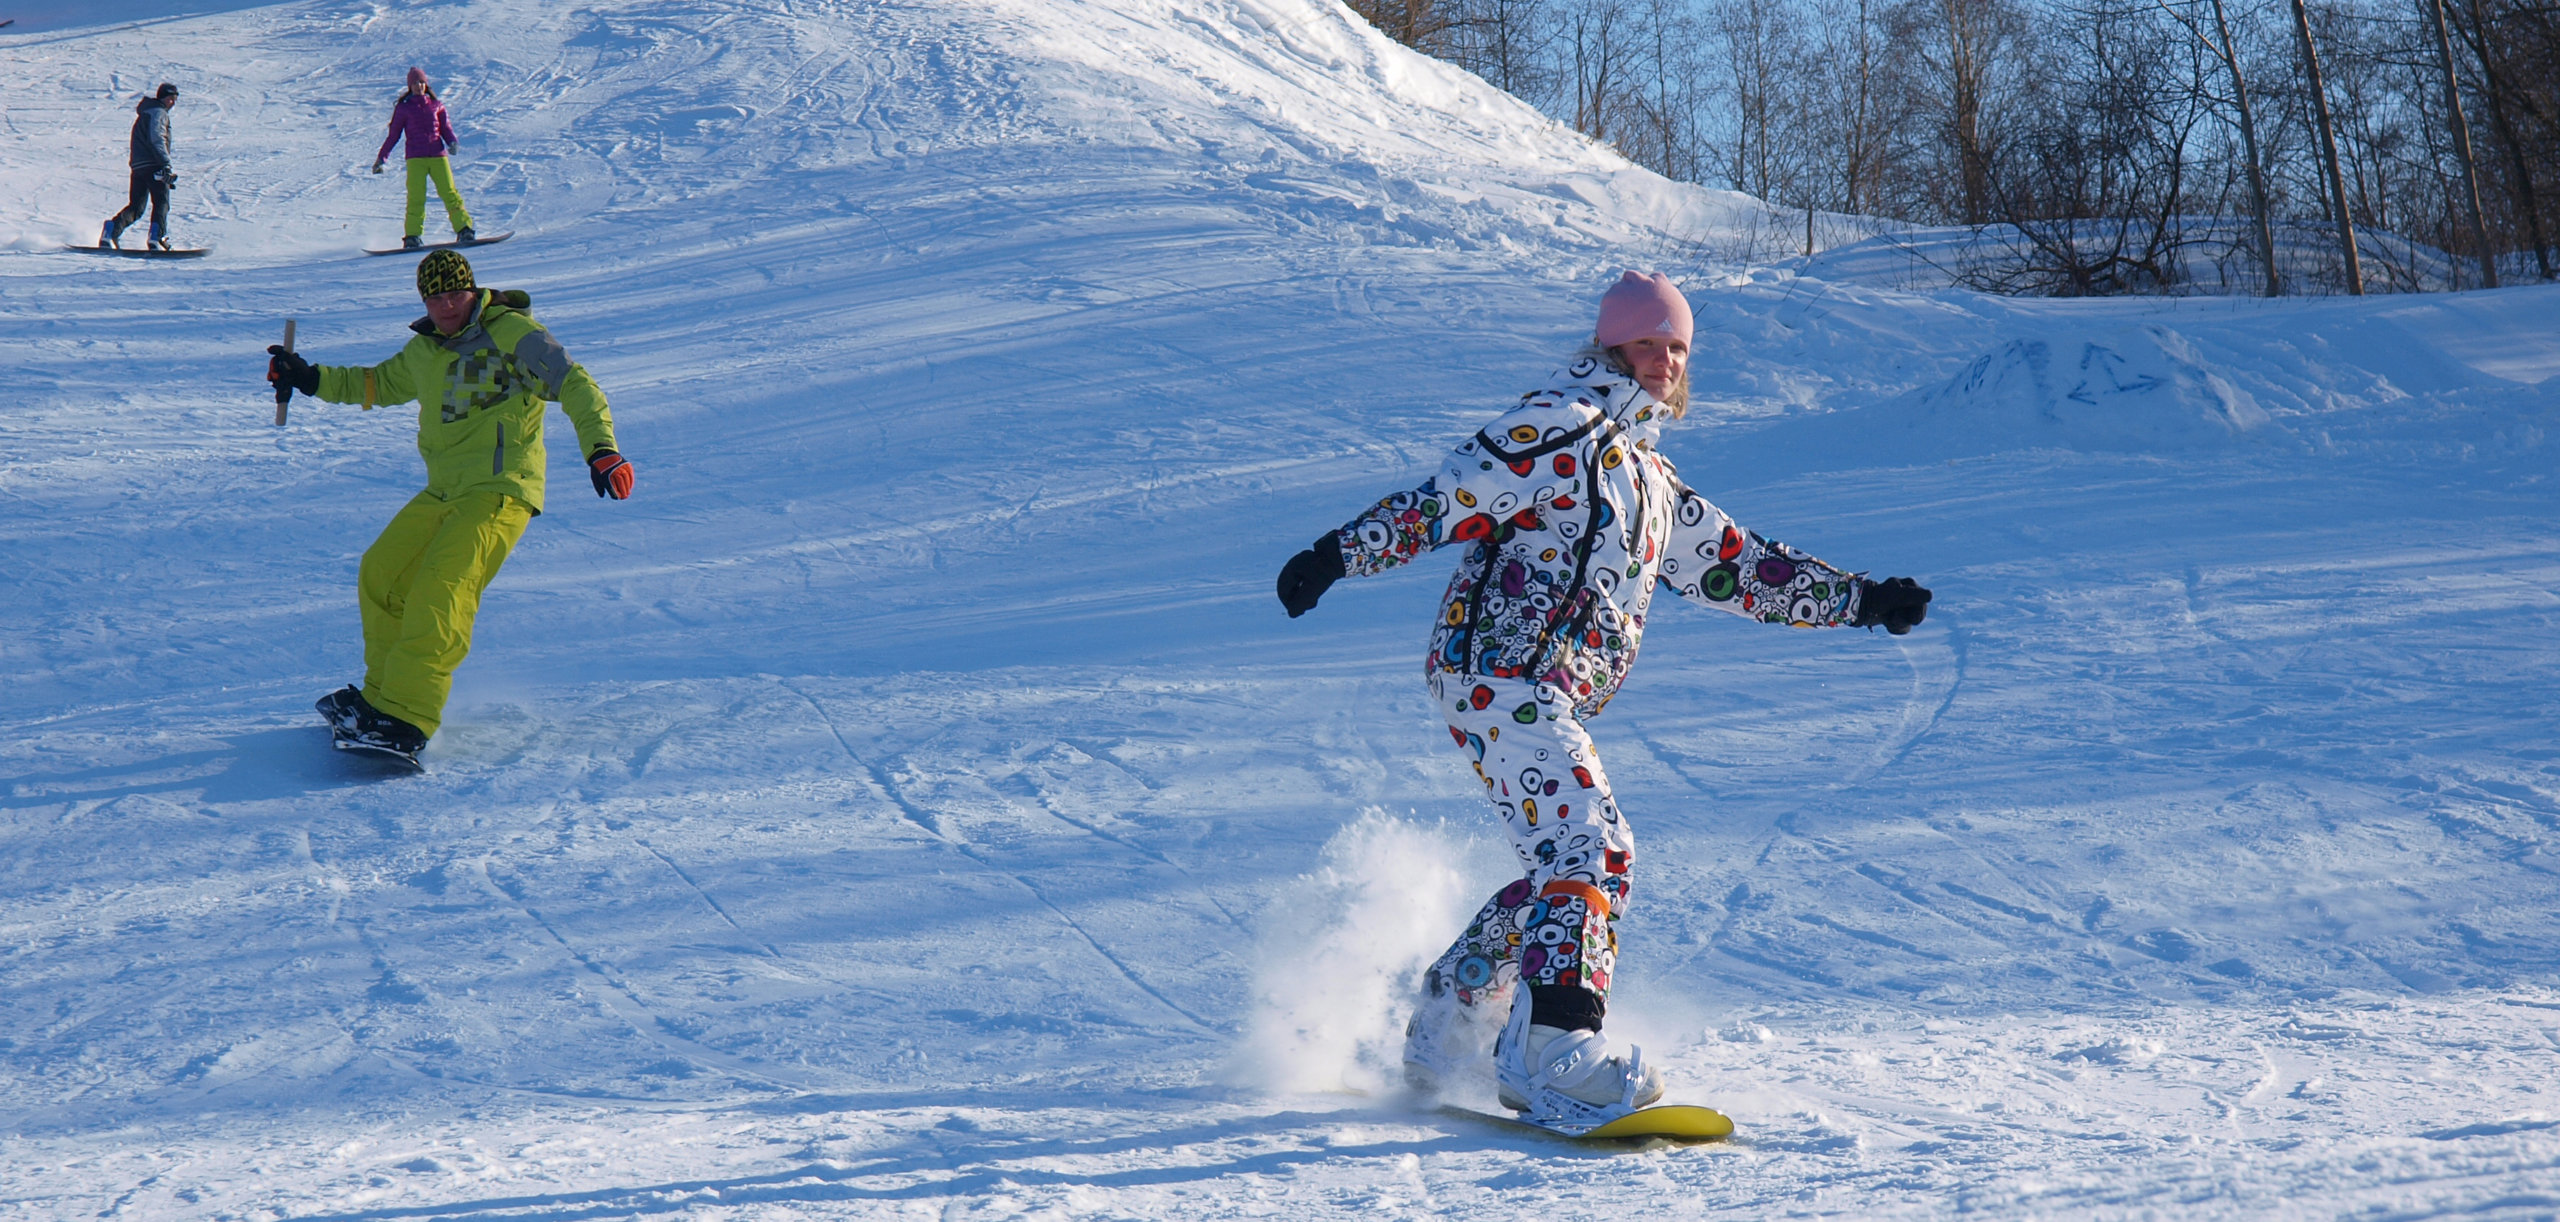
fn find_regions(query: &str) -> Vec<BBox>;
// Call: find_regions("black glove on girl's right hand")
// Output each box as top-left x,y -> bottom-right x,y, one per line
266,345 -> 318,397
1854,576 -> 1933,635
1276,535 -> 1346,618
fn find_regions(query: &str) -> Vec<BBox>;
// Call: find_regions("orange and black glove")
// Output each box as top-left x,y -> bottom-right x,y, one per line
266,345 -> 317,397
588,448 -> 634,499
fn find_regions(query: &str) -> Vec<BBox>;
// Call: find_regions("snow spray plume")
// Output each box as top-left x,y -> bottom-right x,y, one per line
1228,811 -> 1493,1095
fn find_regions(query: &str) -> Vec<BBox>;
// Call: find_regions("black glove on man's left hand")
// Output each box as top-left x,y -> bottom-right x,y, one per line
1276,535 -> 1346,618
266,345 -> 318,397
1854,576 -> 1933,635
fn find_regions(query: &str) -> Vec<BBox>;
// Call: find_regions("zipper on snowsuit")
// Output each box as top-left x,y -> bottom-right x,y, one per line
1546,421 -> 1636,692
1456,411 -> 1618,683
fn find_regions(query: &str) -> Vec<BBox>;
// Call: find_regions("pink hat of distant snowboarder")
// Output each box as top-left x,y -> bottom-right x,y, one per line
406,66 -> 430,88
1594,271 -> 1693,348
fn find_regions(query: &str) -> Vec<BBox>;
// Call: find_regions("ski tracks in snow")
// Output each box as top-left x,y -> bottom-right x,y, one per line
467,850 -> 827,1093
777,677 -> 1227,1038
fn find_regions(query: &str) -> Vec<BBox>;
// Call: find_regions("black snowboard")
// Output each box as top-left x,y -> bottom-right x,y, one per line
331,728 -> 425,773
70,244 -> 208,259
367,231 -> 513,256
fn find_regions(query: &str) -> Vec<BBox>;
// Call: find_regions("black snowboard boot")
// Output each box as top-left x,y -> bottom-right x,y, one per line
315,685 -> 364,733
342,691 -> 428,755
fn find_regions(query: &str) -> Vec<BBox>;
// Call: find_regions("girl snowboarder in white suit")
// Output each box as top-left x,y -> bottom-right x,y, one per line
1275,271 -> 1933,1127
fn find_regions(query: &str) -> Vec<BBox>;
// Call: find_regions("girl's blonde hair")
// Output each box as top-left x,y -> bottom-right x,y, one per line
1582,342 -> 1689,418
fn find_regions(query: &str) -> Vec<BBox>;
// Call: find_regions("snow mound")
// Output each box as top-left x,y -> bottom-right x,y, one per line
1739,323 -> 2278,466
1796,218 -> 2466,297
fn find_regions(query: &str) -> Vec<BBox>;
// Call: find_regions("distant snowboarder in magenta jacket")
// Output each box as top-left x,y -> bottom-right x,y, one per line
1275,272 -> 1934,1131
372,67 -> 476,251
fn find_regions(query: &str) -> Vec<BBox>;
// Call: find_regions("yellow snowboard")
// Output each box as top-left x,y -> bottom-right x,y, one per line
1445,1103 -> 1734,1142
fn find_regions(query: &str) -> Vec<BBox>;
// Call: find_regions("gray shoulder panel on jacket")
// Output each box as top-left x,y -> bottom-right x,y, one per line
510,323 -> 576,399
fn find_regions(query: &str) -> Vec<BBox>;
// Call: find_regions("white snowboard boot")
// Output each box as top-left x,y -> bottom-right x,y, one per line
1493,988 -> 1665,1127
1400,979 -> 1507,1096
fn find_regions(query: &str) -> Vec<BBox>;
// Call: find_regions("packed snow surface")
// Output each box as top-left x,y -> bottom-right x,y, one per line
6,0 -> 2560,1218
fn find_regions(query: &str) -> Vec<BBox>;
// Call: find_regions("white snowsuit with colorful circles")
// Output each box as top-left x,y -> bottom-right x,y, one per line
1329,355 -> 1871,1015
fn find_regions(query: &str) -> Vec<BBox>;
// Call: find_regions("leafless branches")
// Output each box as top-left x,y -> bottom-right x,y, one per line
1349,0 -> 2560,292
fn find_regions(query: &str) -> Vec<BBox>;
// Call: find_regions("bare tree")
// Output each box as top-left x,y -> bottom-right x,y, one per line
2292,0 -> 2367,292
1963,0 -> 2216,294
1445,0 -> 1561,99
2418,0 -> 2495,284
2163,0 -> 2283,293
1338,0 -> 2560,296
1805,0 -> 1898,218
2453,0 -> 2555,278
1708,0 -> 1801,201
1559,0 -> 1627,142
1346,0 -> 1460,51
1883,0 -> 2033,224
1616,0 -> 1715,181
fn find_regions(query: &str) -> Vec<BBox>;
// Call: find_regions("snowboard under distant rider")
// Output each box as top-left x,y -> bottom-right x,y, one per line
266,249 -> 637,759
373,67 -> 476,251
98,82 -> 181,251
1273,271 -> 1934,1128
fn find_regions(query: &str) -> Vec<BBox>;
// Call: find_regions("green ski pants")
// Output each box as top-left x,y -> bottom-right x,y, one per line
358,490 -> 531,738
404,155 -> 475,239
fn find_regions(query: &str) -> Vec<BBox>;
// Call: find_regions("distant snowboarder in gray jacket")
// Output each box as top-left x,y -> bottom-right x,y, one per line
100,83 -> 180,251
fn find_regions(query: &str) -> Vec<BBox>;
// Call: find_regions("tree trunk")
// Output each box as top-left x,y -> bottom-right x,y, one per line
2460,0 -> 2555,280
1849,0 -> 1875,215
1569,6 -> 1617,143
2426,0 -> 2498,286
1943,0 -> 1991,224
2209,0 -> 2282,295
2292,0 -> 2365,294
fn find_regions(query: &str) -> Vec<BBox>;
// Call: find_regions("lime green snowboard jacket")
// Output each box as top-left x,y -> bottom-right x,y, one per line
314,289 -> 616,514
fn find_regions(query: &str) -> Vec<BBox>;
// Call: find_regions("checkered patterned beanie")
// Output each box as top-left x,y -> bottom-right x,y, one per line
417,249 -> 475,297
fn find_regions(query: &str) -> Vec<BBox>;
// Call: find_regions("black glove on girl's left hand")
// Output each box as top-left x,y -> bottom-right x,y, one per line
1854,576 -> 1933,635
1276,535 -> 1346,618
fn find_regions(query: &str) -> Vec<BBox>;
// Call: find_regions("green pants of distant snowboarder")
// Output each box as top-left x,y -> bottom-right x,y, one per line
405,155 -> 474,239
359,490 -> 530,737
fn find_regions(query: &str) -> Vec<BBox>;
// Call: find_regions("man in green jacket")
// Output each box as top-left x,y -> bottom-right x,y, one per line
268,249 -> 636,759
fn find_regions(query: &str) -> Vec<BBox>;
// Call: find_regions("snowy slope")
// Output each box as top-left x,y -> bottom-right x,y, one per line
6,0 -> 2560,1218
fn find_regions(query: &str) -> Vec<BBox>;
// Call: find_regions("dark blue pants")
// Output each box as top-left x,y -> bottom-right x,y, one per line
108,168 -> 170,241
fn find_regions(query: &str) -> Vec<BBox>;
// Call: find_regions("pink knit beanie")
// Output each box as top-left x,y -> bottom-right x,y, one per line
1594,271 -> 1693,348
406,66 -> 430,88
